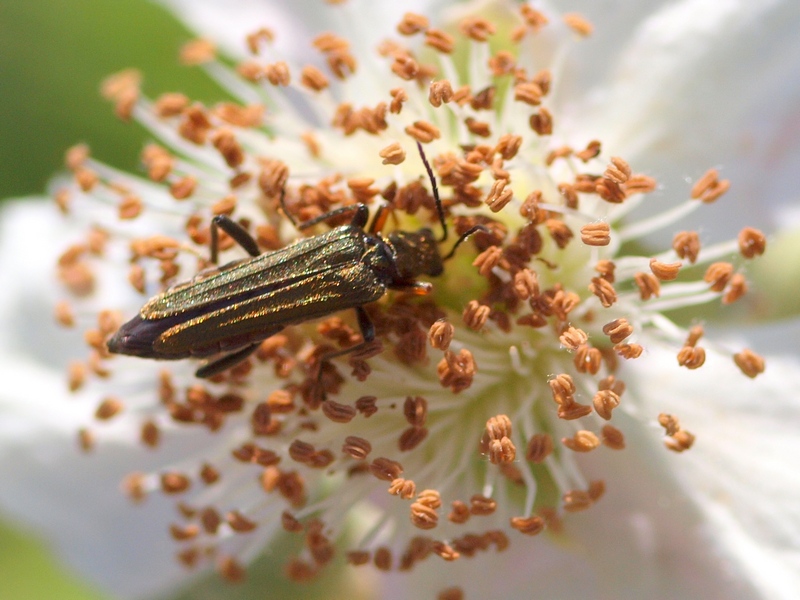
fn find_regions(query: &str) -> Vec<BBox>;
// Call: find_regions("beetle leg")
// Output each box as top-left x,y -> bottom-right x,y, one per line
280,191 -> 369,231
210,215 -> 261,264
195,342 -> 260,378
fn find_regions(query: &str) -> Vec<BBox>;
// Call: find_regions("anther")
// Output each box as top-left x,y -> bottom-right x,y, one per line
399,427 -> 429,451
691,168 -> 730,203
650,258 -> 682,281
169,175 -> 197,200
592,390 -> 620,420
460,17 -> 496,41
355,395 -> 378,417
429,319 -> 454,351
227,511 -> 257,533
529,108 -> 553,135
672,230 -> 701,263
704,262 -> 734,292
546,218 -> 574,248
282,511 -> 303,533
374,547 -> 392,571
510,515 -> 545,535
449,501 -> 471,524
405,120 -> 441,143
604,156 -> 631,183
601,424 -> 625,449
139,419 -> 161,448
563,13 -> 594,36
665,430 -> 695,453
347,551 -> 371,566
397,12 -> 429,35
410,502 -> 439,530
322,399 -> 356,423
615,343 -> 643,359
677,345 -> 706,369
489,51 -> 516,76
77,428 -> 94,452
738,227 -> 766,258
635,272 -> 660,300
180,39 -> 216,65
472,246 -> 504,277
465,117 -> 491,137
589,276 -> 617,307
721,272 -> 749,301
514,81 -> 543,106
461,301 -> 491,331
370,457 -> 404,481
425,29 -> 455,53
379,142 -> 406,165
562,490 -> 593,512
525,433 -> 553,463
733,349 -> 765,378
437,349 -> 476,393
245,27 -> 274,54
169,524 -> 199,541
562,431 -> 600,452
469,495 -> 497,516
559,326 -> 588,350
602,318 -> 633,344
218,556 -> 246,583
160,472 -> 191,494
432,542 -> 459,561
388,478 -> 416,499
485,179 -> 513,212
581,221 -> 611,246
300,65 -> 329,91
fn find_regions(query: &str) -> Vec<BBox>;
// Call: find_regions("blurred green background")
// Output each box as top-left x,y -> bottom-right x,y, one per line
0,0 -> 219,202
0,2 -> 184,598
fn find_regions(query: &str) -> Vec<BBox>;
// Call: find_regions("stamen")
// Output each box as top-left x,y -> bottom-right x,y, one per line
580,222 -> 611,246
601,425 -> 625,450
529,108 -> 553,135
703,262 -> 734,291
649,259 -> 682,281
563,13 -> 594,36
429,320 -> 454,351
733,349 -> 765,378
677,346 -> 706,369
459,17 -> 496,42
510,516 -> 545,535
671,230 -> 701,263
525,434 -> 553,463
738,227 -> 767,258
425,29 -> 456,54
690,168 -> 730,203
562,431 -> 600,452
397,13 -> 429,36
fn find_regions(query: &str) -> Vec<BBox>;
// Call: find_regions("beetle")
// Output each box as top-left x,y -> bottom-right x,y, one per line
107,143 -> 484,378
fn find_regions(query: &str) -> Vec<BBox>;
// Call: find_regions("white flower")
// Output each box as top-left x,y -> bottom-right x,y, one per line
1,1 -> 800,600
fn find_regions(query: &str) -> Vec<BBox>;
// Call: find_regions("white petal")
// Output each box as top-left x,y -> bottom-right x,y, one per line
0,359 -> 188,599
625,342 -> 800,600
157,0 -> 445,58
566,0 -> 800,240
0,201 -> 196,598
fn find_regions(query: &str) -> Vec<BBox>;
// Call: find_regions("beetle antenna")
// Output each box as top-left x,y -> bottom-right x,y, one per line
416,141 -> 448,242
443,225 -> 490,261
